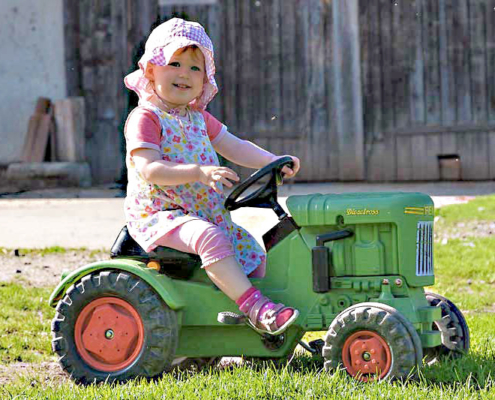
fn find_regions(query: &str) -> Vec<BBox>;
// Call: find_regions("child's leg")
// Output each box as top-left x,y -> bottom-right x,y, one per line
155,219 -> 297,333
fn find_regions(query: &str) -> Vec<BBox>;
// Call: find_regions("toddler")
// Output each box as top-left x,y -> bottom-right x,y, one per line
124,18 -> 300,335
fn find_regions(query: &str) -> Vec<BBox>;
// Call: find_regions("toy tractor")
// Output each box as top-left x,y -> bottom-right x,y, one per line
49,157 -> 469,383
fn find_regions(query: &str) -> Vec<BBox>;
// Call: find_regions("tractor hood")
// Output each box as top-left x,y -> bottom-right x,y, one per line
286,192 -> 434,226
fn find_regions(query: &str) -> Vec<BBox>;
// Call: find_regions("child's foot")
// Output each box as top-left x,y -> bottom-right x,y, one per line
236,288 -> 299,335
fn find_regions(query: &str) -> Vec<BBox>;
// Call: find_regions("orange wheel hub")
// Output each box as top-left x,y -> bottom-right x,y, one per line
74,297 -> 144,372
342,330 -> 392,381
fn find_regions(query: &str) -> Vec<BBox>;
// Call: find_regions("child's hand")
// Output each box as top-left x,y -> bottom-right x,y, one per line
271,155 -> 300,179
199,165 -> 240,194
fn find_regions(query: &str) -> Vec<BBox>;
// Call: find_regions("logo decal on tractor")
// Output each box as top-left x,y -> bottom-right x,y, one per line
404,206 -> 434,215
346,208 -> 380,216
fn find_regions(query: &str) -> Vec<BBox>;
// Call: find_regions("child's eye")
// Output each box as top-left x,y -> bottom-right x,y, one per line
169,62 -> 180,67
191,66 -> 201,72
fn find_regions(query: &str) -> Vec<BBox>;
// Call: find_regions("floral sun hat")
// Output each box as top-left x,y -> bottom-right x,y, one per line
124,18 -> 218,110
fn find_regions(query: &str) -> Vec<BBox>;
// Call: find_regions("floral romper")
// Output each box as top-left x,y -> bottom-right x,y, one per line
124,103 -> 265,276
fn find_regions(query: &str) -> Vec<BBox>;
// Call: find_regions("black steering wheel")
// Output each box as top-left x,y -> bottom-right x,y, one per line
224,156 -> 294,218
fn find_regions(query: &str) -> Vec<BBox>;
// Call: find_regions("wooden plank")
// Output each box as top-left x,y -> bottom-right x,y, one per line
205,3 -> 222,119
411,135 -> 429,180
489,132 -> 495,178
487,0 -> 495,122
368,0 -> 382,139
307,0 -> 326,181
364,0 -> 383,181
470,0 -> 488,123
441,132 -> 457,155
280,1 -> 296,135
359,0 -> 371,139
367,0 -> 395,181
332,0 -> 364,180
396,135 -> 413,180
410,0 -> 425,125
378,0 -> 396,180
380,0 -> 394,134
458,133 -> 489,180
439,0 -> 459,124
222,2 -> 237,131
266,0 -> 281,134
238,1 -> 252,137
453,0 -> 472,123
21,98 -> 53,162
424,134 -> 441,180
297,0 -> 310,138
53,97 -> 86,162
424,0 -> 441,125
392,0 -> 413,130
474,132 -> 490,179
26,114 -> 53,163
324,0 -> 339,181
250,0 -> 265,133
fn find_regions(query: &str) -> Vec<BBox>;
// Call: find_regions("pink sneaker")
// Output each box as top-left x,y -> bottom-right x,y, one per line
237,288 -> 299,335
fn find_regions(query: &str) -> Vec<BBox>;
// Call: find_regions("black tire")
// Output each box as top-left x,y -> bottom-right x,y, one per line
51,271 -> 178,384
323,302 -> 423,381
424,292 -> 469,361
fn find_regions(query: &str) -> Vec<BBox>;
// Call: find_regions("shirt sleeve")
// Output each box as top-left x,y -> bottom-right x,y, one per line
124,108 -> 162,153
200,110 -> 227,145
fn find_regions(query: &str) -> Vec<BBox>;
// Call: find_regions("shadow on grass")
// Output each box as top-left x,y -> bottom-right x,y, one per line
171,350 -> 494,390
421,351 -> 495,389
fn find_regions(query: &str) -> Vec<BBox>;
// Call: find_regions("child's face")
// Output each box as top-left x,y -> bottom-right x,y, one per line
146,47 -> 206,108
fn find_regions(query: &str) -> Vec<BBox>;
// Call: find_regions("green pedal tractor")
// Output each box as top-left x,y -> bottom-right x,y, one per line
49,157 -> 469,383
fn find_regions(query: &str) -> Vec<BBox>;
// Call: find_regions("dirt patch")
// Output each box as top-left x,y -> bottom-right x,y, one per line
0,250 -> 109,288
435,220 -> 495,242
0,361 -> 70,386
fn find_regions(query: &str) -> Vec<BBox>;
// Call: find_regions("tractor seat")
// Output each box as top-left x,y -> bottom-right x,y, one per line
110,226 -> 201,280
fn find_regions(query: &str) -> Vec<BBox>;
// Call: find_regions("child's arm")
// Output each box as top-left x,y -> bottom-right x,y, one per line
132,148 -> 239,194
213,132 -> 300,178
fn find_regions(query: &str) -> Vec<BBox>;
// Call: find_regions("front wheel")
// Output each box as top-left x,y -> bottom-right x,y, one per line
323,303 -> 423,382
51,271 -> 178,384
424,292 -> 469,361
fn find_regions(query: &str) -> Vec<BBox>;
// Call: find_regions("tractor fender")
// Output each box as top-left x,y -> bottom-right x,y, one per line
48,259 -> 185,310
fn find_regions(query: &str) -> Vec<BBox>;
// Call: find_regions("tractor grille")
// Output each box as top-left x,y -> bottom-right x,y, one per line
416,221 -> 434,276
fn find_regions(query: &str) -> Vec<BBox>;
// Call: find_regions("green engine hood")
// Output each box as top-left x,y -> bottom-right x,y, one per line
286,192 -> 434,226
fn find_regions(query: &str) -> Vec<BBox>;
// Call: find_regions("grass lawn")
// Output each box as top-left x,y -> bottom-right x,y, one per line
1,196 -> 495,399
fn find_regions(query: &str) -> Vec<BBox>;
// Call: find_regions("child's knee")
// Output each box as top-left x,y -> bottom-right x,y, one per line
196,224 -> 234,263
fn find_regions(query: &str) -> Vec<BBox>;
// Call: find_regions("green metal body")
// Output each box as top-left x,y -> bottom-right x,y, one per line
49,191 -> 442,358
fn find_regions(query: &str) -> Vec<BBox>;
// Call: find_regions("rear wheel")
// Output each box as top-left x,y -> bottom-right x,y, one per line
424,292 -> 469,361
323,303 -> 423,382
51,271 -> 178,384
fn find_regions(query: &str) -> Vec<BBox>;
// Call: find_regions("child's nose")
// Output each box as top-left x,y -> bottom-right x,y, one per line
178,68 -> 189,78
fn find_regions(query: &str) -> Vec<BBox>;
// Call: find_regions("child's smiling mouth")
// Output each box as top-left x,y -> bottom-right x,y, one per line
173,83 -> 191,89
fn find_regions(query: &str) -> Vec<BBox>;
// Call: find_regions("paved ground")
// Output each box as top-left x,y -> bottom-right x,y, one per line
0,181 -> 493,249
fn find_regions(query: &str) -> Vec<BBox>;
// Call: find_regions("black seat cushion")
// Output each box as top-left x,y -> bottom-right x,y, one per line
110,226 -> 201,280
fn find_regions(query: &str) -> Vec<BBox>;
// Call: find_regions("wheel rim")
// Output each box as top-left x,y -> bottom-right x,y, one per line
74,297 -> 144,372
342,330 -> 392,381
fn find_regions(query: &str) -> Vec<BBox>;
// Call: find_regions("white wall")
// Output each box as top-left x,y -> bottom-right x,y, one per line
0,0 -> 66,165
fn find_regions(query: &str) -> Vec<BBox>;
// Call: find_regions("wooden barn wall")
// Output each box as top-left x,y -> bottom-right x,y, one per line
360,0 -> 495,181
161,0 -> 339,181
69,0 -> 158,184
72,0 -> 495,183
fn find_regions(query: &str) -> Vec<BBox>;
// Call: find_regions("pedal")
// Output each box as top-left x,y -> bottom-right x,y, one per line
217,311 -> 246,325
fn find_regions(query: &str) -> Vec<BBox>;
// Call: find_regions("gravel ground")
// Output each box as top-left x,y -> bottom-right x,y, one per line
0,249 -> 108,288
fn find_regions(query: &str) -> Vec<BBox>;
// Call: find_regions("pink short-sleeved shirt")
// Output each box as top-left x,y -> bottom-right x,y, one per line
125,108 -> 226,154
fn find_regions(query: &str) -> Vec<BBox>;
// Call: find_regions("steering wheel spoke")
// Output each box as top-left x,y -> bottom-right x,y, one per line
224,156 -> 293,219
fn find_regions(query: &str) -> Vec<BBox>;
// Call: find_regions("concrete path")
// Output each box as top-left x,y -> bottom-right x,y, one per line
0,181 -> 493,249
